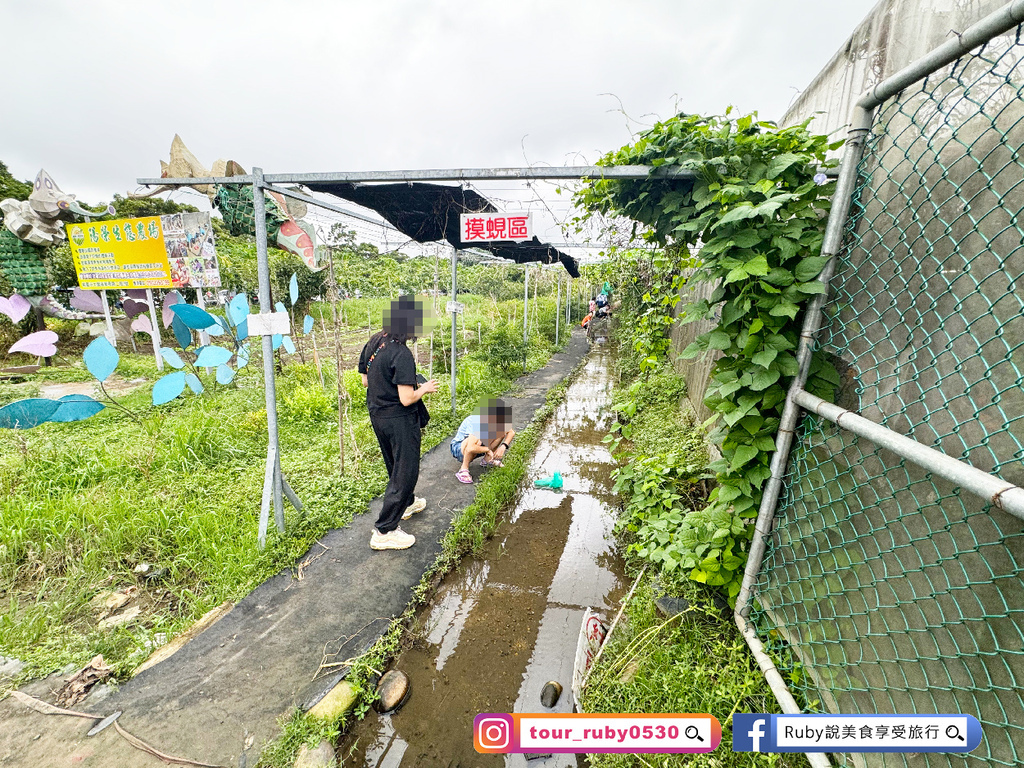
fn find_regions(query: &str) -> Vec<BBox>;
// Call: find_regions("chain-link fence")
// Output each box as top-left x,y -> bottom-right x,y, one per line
749,16 -> 1024,768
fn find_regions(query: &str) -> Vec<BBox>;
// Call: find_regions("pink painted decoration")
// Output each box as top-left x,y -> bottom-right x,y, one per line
71,288 -> 105,313
9,330 -> 58,357
126,289 -> 148,300
0,294 -> 31,324
131,315 -> 153,334
162,291 -> 181,328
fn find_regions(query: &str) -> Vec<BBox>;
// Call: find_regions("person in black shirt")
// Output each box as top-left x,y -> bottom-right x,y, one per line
358,296 -> 438,550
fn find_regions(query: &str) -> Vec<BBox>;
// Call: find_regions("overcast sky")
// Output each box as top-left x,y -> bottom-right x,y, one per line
1,0 -> 877,243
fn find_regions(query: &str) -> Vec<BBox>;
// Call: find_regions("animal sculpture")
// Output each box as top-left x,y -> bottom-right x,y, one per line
0,170 -> 114,320
132,135 -> 319,270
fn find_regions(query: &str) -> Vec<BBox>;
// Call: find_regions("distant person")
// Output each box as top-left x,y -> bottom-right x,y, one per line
595,292 -> 610,317
451,398 -> 516,484
359,295 -> 437,551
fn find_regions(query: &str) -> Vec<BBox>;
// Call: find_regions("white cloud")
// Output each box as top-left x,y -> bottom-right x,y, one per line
1,0 -> 876,215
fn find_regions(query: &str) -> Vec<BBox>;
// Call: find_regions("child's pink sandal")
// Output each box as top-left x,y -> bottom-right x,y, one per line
456,469 -> 473,484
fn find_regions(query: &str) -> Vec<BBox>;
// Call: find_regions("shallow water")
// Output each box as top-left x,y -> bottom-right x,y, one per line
342,351 -> 625,768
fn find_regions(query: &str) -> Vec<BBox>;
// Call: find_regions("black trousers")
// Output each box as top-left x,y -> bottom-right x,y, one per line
370,412 -> 422,533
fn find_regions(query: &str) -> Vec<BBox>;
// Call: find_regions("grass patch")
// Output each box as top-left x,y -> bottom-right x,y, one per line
0,296 -> 562,689
577,352 -> 808,767
256,710 -> 341,768
579,575 -> 810,768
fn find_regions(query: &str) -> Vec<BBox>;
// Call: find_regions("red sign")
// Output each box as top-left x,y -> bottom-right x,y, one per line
460,212 -> 533,243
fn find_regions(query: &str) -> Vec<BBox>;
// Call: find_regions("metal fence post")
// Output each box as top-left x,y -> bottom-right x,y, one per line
145,288 -> 163,372
522,263 -> 529,371
555,271 -> 561,345
450,247 -> 457,416
252,167 -> 287,546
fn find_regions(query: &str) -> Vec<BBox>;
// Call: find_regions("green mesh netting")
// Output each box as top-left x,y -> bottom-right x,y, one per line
750,23 -> 1024,768
0,228 -> 48,295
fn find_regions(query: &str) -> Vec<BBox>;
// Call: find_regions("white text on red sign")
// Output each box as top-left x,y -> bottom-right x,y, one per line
460,212 -> 533,243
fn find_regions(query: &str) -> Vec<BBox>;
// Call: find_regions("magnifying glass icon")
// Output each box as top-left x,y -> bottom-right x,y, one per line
684,725 -> 704,743
946,725 -> 965,742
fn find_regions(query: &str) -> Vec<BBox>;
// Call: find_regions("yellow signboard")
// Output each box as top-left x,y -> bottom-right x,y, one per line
67,216 -> 173,290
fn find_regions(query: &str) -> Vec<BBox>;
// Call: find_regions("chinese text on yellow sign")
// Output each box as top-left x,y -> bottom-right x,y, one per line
66,216 -> 173,289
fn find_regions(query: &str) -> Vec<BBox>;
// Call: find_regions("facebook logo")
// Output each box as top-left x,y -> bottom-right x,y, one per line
733,714 -> 774,752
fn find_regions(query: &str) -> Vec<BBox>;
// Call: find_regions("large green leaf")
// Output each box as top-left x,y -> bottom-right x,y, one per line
766,152 -> 803,179
794,255 -> 828,282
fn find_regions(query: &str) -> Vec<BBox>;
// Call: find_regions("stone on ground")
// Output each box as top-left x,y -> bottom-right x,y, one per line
654,595 -> 691,618
540,681 -> 562,708
0,656 -> 26,679
307,680 -> 357,721
294,739 -> 336,768
374,670 -> 410,713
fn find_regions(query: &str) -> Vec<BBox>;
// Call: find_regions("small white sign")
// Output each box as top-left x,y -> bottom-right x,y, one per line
446,301 -> 465,315
246,311 -> 291,336
460,212 -> 533,243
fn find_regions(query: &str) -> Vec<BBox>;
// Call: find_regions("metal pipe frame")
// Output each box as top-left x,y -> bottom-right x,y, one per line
792,390 -> 1024,520
138,165 -> 694,189
858,0 -> 1024,110
555,272 -> 562,345
262,182 -> 398,229
734,2 -> 1024,760
450,249 -> 458,416
252,167 -> 286,547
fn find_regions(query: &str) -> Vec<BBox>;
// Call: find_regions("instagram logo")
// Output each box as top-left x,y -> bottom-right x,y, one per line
474,713 -> 514,753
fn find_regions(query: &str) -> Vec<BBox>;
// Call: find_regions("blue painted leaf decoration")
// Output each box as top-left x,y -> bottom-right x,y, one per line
236,318 -> 249,341
216,364 -> 236,385
227,293 -> 250,326
282,335 -> 296,354
236,344 -> 251,368
185,373 -> 204,394
153,371 -> 186,405
303,315 -> 314,335
170,303 -> 217,330
161,348 -> 185,369
289,273 -> 299,306
206,316 -> 227,337
83,336 -> 119,382
172,314 -> 192,349
0,398 -> 60,429
194,345 -> 233,367
50,395 -> 105,423
272,334 -> 283,350
274,301 -> 287,314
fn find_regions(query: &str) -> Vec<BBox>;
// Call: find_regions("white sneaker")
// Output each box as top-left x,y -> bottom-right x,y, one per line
402,496 -> 427,520
370,527 -> 416,550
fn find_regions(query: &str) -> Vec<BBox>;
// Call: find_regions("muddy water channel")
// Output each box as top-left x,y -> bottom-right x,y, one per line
343,351 -> 626,768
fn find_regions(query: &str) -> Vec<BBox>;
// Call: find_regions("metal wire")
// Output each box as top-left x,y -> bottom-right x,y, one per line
750,21 -> 1024,768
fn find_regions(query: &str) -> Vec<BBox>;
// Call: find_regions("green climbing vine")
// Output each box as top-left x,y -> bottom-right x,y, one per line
577,110 -> 842,599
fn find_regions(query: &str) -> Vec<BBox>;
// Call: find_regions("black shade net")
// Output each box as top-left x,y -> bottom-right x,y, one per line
304,181 -> 580,277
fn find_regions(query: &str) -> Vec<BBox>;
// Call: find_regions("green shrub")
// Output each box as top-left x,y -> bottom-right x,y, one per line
280,384 -> 335,424
484,324 -> 528,373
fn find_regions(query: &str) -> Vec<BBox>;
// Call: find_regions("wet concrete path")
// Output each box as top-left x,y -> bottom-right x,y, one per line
344,350 -> 626,768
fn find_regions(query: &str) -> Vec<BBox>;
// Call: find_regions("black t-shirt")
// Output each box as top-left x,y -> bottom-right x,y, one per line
358,333 -> 418,419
